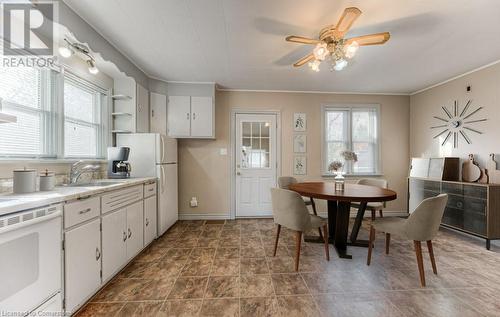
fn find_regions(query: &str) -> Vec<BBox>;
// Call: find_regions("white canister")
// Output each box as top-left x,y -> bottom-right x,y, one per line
39,170 -> 55,191
13,168 -> 37,194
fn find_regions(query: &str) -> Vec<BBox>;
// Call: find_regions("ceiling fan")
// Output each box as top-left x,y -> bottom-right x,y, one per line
285,7 -> 390,72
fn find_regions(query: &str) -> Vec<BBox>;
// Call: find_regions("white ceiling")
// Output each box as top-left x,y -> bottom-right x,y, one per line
63,0 -> 500,94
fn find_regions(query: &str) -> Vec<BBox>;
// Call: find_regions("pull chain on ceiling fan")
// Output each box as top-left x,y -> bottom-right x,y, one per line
285,7 -> 390,72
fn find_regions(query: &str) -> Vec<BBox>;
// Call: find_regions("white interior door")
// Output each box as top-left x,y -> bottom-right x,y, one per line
235,113 -> 277,217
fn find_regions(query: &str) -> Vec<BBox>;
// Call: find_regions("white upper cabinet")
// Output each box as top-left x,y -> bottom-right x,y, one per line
136,83 -> 149,133
150,92 -> 167,134
167,96 -> 191,137
167,95 -> 214,138
190,96 -> 214,137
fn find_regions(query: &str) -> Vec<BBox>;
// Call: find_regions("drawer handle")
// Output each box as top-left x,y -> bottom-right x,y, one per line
78,195 -> 92,200
148,188 -> 154,192
128,228 -> 132,238
145,218 -> 149,226
79,208 -> 92,215
96,247 -> 101,261
123,231 -> 127,242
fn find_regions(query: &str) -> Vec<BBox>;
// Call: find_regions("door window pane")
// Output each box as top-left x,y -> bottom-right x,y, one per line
240,121 -> 271,169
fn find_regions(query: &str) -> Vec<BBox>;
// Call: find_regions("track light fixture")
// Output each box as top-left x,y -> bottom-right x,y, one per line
59,38 -> 99,75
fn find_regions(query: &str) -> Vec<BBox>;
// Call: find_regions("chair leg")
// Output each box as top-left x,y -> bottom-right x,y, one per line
385,233 -> 390,255
414,241 -> 426,287
379,210 -> 383,218
295,231 -> 302,272
427,240 -> 437,274
367,225 -> 375,265
273,225 -> 281,257
323,224 -> 330,261
371,209 -> 376,221
310,198 -> 324,241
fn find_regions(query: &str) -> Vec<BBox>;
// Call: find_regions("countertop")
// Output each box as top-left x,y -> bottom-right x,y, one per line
0,177 -> 157,216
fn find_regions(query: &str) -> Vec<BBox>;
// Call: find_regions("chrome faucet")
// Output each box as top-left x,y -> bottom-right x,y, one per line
70,160 -> 101,184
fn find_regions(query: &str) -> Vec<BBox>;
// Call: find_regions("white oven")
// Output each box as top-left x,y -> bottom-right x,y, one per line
0,204 -> 62,315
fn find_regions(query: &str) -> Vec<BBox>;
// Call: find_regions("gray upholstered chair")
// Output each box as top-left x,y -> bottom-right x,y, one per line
278,176 -> 323,240
367,194 -> 448,287
352,178 -> 388,220
270,188 -> 329,271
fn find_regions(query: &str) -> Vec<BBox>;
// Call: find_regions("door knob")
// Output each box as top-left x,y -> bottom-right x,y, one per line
236,171 -> 241,176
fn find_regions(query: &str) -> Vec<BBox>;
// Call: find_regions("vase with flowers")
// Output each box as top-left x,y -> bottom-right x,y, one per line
328,160 -> 345,191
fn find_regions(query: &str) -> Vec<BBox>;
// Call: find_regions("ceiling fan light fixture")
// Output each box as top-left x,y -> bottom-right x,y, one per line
308,59 -> 321,72
333,58 -> 348,71
344,41 -> 359,59
313,42 -> 329,61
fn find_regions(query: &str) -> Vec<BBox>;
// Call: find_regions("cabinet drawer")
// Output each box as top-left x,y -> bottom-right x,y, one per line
102,185 -> 144,214
64,196 -> 100,229
144,182 -> 157,198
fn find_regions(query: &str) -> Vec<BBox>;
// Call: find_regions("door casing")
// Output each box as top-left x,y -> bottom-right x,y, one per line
230,109 -> 281,219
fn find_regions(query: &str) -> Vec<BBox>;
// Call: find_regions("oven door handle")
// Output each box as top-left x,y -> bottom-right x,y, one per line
0,210 -> 62,235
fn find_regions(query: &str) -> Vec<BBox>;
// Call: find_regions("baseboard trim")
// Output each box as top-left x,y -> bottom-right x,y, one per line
179,213 -> 230,220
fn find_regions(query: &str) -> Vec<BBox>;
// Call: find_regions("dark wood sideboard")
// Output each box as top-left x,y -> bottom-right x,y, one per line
408,177 -> 500,249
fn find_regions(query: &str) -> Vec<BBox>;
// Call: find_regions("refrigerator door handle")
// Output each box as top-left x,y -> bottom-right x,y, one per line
160,165 -> 166,194
160,135 -> 166,163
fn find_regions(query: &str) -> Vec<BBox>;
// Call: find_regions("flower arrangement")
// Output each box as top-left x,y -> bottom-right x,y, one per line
328,160 -> 343,173
341,150 -> 358,162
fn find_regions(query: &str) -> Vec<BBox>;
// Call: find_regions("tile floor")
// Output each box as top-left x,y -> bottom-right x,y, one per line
76,218 -> 500,317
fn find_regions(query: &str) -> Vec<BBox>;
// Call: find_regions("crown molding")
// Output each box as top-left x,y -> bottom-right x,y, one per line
216,88 -> 410,96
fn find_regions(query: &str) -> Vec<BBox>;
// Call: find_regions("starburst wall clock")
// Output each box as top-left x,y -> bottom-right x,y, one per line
431,100 -> 487,148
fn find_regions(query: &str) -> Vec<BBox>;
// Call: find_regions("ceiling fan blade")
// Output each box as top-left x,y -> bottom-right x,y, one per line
293,53 -> 314,67
335,7 -> 362,37
346,32 -> 390,46
286,36 -> 320,45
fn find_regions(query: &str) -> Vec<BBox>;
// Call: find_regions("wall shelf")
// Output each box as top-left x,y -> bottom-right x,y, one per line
112,94 -> 132,100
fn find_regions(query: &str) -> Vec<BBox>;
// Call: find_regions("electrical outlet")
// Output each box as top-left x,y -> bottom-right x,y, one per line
190,197 -> 198,207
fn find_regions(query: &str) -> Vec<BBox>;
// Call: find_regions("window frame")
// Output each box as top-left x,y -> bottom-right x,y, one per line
0,65 -> 109,161
321,104 -> 382,176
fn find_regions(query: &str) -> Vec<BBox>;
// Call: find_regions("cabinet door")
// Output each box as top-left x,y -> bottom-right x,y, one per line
136,83 -> 150,132
144,195 -> 157,246
64,219 -> 101,313
150,92 -> 167,134
190,96 -> 214,137
102,209 -> 127,282
126,201 -> 144,260
167,96 -> 191,137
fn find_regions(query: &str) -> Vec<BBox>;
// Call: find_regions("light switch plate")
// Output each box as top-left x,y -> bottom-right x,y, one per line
219,148 -> 227,155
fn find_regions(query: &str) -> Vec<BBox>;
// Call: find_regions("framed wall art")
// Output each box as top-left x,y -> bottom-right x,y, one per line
293,134 -> 306,153
293,155 -> 307,175
294,113 -> 306,131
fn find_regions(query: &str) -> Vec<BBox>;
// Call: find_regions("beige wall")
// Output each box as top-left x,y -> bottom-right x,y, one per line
410,62 -> 500,168
178,90 -> 410,217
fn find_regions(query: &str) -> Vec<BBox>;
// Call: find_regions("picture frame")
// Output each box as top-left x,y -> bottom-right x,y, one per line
293,134 -> 307,153
293,155 -> 307,175
294,113 -> 306,131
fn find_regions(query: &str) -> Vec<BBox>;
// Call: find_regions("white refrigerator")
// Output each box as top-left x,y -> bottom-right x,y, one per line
116,133 -> 178,235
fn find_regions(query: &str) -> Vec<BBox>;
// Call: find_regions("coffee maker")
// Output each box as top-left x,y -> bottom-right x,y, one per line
107,147 -> 131,178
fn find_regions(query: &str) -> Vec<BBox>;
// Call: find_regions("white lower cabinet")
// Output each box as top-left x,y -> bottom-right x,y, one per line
64,219 -> 101,313
102,208 -> 127,282
126,201 -> 144,261
144,195 -> 157,246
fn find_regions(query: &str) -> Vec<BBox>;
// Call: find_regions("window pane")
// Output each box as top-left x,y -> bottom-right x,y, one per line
326,111 -> 348,141
64,121 -> 97,157
0,65 -> 40,109
64,81 -> 95,122
353,142 -> 375,173
0,108 -> 41,155
64,76 -> 102,158
326,141 -> 346,170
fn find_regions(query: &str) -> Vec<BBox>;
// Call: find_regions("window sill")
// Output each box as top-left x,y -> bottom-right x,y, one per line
322,173 -> 384,178
0,158 -> 107,164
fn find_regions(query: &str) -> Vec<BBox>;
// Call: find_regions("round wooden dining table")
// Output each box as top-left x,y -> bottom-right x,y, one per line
289,182 -> 397,259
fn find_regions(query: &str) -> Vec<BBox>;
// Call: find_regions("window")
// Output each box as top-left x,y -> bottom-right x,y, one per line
64,74 -> 105,158
0,65 -> 57,157
323,105 -> 380,175
0,65 -> 108,159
